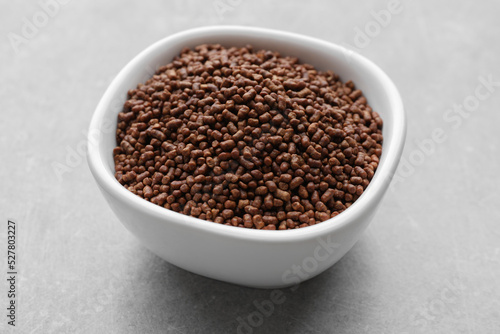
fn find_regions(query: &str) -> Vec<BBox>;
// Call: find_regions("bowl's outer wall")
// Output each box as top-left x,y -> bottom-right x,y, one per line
99,181 -> 380,288
88,27 -> 405,288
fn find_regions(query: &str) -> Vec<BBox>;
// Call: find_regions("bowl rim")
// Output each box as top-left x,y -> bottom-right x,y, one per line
87,25 -> 406,243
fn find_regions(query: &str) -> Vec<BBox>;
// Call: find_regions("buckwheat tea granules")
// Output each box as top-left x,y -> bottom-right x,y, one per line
113,44 -> 383,230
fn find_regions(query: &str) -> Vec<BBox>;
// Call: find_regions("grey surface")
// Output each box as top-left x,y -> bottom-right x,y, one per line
1,0 -> 500,333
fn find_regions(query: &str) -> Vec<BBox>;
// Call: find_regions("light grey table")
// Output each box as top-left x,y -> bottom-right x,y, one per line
1,1 -> 499,333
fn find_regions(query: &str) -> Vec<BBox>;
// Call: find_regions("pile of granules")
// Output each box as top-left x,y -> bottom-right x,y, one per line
113,44 -> 383,230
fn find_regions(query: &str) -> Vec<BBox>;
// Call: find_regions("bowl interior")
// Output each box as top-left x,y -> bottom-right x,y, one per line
89,26 -> 405,238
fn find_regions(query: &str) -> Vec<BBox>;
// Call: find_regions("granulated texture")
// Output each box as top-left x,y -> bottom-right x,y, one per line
113,44 -> 383,230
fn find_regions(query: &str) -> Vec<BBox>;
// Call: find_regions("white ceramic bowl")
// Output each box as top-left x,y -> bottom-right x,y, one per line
87,26 -> 406,288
